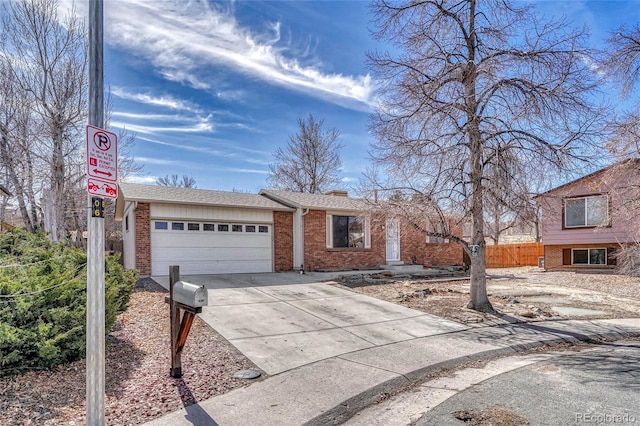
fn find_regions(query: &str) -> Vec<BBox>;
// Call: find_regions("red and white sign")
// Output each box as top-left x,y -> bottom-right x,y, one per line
87,178 -> 118,199
86,125 -> 118,199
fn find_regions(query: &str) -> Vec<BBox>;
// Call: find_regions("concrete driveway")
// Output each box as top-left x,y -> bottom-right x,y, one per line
152,272 -> 468,375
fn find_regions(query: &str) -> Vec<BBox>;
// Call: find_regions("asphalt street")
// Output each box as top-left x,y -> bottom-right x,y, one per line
416,340 -> 640,426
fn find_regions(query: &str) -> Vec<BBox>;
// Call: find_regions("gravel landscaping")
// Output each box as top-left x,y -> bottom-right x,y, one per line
0,278 -> 263,425
333,267 -> 640,326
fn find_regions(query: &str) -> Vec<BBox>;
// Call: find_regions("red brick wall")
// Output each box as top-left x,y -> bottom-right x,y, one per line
400,221 -> 464,266
273,211 -> 294,271
134,203 -> 151,275
303,210 -> 386,271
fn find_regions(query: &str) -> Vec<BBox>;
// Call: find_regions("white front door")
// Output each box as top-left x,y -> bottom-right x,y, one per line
386,219 -> 400,262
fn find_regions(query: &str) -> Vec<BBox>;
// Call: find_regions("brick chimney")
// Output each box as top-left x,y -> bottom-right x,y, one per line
324,190 -> 348,197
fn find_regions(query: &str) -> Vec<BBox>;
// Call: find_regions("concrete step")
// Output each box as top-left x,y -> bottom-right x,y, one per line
382,264 -> 424,272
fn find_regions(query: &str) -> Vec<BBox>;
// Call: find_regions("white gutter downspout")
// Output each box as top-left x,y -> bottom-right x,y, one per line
293,208 -> 309,271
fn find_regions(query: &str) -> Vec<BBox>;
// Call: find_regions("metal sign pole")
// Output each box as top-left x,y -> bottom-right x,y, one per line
87,0 -> 105,424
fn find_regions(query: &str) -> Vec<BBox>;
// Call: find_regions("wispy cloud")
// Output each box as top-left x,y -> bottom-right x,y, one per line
102,1 -> 375,110
110,119 -> 213,135
137,136 -> 271,165
134,157 -> 203,169
123,175 -> 157,184
110,87 -> 202,113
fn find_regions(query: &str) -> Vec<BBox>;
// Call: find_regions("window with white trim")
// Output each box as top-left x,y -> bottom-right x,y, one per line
326,215 -> 370,248
565,195 -> 608,227
572,248 -> 606,265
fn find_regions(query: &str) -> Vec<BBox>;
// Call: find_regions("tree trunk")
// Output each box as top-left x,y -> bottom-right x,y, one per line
465,0 -> 494,314
50,130 -> 65,241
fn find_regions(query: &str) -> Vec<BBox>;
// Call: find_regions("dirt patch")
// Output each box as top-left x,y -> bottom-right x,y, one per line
452,406 -> 531,426
0,278 -> 263,425
331,267 -> 640,326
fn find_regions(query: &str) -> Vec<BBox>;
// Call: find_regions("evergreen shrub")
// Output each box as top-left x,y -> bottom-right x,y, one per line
0,229 -> 137,377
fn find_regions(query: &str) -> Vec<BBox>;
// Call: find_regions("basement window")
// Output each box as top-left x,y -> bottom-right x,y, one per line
572,248 -> 606,265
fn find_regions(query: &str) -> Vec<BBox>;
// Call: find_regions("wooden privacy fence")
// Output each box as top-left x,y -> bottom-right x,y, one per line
485,242 -> 544,268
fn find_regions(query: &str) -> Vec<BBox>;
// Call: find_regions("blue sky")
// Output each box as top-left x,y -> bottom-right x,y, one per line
67,1 -> 640,192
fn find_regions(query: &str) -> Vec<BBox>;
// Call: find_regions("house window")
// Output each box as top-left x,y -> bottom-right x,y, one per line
565,195 -> 608,228
218,224 -> 229,232
154,221 -> 168,230
258,226 -> 269,233
246,225 -> 256,232
188,223 -> 200,231
327,215 -> 369,248
172,222 -> 184,231
232,224 -> 243,232
203,223 -> 215,231
427,222 -> 446,244
125,215 -> 129,232
572,248 -> 606,265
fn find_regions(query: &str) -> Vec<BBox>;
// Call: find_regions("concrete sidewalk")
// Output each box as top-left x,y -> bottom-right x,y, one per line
144,318 -> 640,426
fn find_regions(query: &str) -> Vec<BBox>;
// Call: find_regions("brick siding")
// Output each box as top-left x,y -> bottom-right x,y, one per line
303,210 -> 386,271
134,203 -> 151,275
400,221 -> 464,266
273,211 -> 294,271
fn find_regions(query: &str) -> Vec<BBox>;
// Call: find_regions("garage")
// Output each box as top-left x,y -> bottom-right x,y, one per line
116,183 -> 294,276
151,220 -> 273,275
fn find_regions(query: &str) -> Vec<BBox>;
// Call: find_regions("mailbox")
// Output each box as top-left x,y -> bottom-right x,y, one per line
173,281 -> 208,308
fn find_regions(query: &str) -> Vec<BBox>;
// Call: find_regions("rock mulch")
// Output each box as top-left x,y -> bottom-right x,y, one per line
0,278 -> 263,425
333,267 -> 640,326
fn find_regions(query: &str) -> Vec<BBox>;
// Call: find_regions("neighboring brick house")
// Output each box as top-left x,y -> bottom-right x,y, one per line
116,183 -> 465,276
535,161 -> 639,271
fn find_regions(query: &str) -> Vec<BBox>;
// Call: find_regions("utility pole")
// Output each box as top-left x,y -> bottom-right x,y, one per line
87,0 -> 105,424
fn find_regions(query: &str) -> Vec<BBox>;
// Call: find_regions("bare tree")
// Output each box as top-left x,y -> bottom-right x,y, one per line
156,174 -> 197,188
601,26 -> 640,274
2,0 -> 87,241
267,114 -> 344,193
0,43 -> 43,232
368,0 -> 606,312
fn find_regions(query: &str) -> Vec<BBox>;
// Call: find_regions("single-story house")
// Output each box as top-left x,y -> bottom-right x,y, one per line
535,161 -> 639,271
116,183 -> 464,275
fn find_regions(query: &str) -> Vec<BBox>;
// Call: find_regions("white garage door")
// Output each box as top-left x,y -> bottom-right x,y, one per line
151,220 -> 273,275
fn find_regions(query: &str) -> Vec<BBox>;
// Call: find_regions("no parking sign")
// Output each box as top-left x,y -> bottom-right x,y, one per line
86,125 -> 118,199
